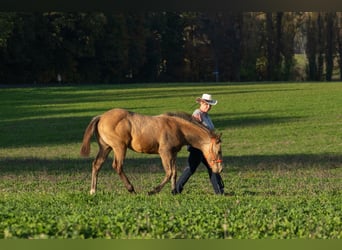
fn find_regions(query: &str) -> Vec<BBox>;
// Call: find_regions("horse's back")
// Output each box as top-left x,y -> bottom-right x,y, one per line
99,108 -> 137,126
101,108 -> 153,126
97,108 -> 160,149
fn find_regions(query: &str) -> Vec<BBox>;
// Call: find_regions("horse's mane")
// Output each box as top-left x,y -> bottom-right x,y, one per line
162,111 -> 217,137
163,111 -> 193,122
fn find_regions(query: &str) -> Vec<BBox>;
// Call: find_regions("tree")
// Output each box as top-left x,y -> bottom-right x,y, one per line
1,11 -> 342,84
240,12 -> 264,81
0,13 -> 17,81
50,12 -> 108,83
125,13 -> 148,82
265,12 -> 290,81
305,12 -> 338,81
281,12 -> 301,81
305,12 -> 326,81
202,12 -> 244,82
159,12 -> 186,82
1,13 -> 38,83
317,13 -> 325,81
325,12 -> 336,81
336,13 -> 342,80
0,13 -> 15,48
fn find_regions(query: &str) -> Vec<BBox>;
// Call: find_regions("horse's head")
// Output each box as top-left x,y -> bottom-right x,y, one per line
204,133 -> 223,174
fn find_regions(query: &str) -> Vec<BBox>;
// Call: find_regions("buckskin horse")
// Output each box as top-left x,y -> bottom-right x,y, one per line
80,108 -> 223,195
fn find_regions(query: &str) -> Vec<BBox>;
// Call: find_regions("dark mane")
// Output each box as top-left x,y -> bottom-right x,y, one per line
163,111 -> 193,121
163,111 -> 217,137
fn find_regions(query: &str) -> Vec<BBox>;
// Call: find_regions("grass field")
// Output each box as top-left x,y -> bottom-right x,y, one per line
0,82 -> 341,239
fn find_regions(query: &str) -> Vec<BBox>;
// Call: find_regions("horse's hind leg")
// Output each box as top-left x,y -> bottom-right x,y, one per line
90,146 -> 111,195
112,147 -> 136,194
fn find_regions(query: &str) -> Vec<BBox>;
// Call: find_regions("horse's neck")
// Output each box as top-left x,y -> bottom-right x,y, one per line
181,122 -> 210,149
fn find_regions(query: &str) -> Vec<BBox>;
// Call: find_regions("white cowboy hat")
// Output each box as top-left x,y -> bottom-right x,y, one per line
195,93 -> 218,105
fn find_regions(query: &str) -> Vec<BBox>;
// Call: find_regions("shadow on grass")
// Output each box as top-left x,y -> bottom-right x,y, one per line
0,153 -> 340,174
214,113 -> 304,129
0,110 -> 152,148
0,113 -> 303,148
223,154 -> 342,171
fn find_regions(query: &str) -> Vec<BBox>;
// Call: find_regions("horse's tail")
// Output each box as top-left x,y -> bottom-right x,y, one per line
80,115 -> 101,157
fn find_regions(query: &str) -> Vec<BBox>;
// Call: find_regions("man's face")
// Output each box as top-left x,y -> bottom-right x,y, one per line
200,101 -> 212,112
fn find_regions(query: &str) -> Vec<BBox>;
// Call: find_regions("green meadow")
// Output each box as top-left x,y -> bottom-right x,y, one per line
0,82 -> 341,239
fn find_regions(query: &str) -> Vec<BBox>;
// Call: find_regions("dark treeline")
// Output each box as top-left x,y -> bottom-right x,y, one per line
1,12 -> 342,84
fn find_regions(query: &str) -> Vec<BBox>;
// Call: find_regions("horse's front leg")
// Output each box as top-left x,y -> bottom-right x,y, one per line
148,153 -> 176,195
170,166 -> 177,193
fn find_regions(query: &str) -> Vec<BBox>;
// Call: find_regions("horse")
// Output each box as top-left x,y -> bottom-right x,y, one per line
80,108 -> 223,195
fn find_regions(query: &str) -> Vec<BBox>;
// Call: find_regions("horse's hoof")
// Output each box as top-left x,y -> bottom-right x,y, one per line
90,189 -> 96,195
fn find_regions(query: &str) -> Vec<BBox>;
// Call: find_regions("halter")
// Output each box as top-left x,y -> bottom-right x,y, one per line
206,138 -> 223,166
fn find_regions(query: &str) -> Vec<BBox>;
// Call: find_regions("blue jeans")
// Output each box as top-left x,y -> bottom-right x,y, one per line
173,146 -> 224,194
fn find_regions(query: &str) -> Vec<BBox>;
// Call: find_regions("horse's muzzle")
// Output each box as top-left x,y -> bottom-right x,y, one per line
212,161 -> 223,174
218,164 -> 223,174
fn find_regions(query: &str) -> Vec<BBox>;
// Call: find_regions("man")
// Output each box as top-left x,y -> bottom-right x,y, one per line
173,93 -> 224,195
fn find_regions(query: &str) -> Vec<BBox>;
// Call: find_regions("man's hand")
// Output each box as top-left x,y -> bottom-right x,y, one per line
193,113 -> 202,122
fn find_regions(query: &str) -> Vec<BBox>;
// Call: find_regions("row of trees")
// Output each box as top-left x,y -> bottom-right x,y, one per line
1,12 -> 342,84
